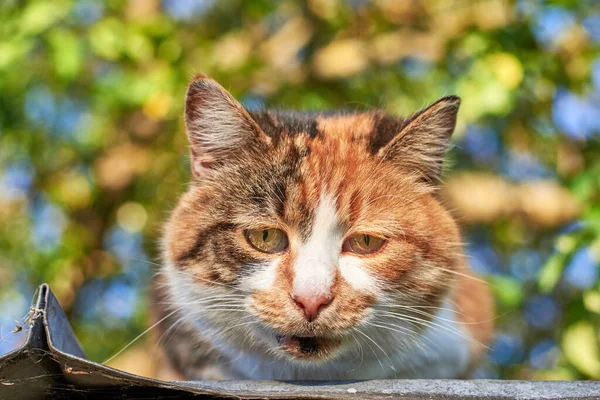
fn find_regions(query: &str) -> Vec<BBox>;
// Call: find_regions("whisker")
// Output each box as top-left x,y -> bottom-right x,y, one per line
365,321 -> 434,352
155,314 -> 190,351
346,332 -> 365,372
353,328 -> 384,373
171,269 -> 242,291
353,328 -> 396,371
104,306 -> 183,364
218,318 -> 258,337
380,305 -> 510,325
155,295 -> 247,306
375,311 -> 489,350
434,267 -> 490,286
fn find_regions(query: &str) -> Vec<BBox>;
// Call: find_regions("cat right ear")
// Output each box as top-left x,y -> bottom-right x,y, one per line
377,96 -> 460,184
184,75 -> 270,178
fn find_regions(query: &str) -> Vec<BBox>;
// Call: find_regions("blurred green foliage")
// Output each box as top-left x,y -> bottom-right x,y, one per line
0,0 -> 599,380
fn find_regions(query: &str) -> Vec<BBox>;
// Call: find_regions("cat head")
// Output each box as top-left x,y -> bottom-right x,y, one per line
162,75 -> 464,364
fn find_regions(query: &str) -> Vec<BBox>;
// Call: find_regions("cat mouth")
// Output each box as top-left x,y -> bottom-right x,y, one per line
275,334 -> 341,360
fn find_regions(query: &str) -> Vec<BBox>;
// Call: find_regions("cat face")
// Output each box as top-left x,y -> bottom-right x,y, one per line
162,75 -> 464,364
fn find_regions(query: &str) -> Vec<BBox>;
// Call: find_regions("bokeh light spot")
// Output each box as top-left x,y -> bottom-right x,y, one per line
117,202 -> 148,234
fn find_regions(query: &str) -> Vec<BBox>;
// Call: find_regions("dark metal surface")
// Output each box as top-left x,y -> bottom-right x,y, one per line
0,284 -> 208,399
0,284 -> 599,399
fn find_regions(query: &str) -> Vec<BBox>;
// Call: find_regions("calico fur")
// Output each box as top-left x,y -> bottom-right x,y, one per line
152,75 -> 493,380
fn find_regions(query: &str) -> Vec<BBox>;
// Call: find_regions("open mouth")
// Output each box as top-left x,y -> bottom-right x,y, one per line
275,334 -> 341,360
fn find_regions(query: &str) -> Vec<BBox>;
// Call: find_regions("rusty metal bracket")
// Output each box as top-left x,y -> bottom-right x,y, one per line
1,284 -> 599,399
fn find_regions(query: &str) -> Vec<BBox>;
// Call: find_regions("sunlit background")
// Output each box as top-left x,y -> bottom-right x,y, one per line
1,0 -> 599,380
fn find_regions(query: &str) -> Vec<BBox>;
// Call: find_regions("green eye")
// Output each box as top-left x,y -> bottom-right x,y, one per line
246,228 -> 288,253
343,234 -> 386,255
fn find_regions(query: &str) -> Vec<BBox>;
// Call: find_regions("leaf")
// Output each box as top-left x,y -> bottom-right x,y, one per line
589,208 -> 600,237
583,291 -> 600,314
490,275 -> 523,308
562,321 -> 600,378
539,253 -> 567,293
89,18 -> 125,60
48,29 -> 83,80
0,40 -> 34,70
125,31 -> 154,62
20,1 -> 70,36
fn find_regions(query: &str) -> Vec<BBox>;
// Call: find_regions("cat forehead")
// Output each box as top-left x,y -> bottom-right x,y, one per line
249,110 -> 407,152
217,117 -> 416,241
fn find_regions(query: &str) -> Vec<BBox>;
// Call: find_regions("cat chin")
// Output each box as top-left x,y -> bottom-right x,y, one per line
248,324 -> 352,364
274,334 -> 343,363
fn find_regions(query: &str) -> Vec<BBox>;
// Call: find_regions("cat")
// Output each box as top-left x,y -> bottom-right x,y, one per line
150,74 -> 494,380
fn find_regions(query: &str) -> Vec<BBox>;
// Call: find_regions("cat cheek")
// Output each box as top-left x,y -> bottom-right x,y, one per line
238,259 -> 279,292
338,255 -> 378,294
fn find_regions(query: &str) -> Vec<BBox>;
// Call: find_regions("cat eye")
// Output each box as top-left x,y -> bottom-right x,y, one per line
343,234 -> 386,255
246,228 -> 288,253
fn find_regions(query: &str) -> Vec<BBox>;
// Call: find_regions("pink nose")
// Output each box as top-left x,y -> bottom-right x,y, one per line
292,293 -> 332,322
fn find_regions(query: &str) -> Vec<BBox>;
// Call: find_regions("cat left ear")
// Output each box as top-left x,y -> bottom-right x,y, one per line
184,75 -> 270,178
378,96 -> 460,183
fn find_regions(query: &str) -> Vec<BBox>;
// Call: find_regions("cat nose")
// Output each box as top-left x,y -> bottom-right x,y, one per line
291,293 -> 332,322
